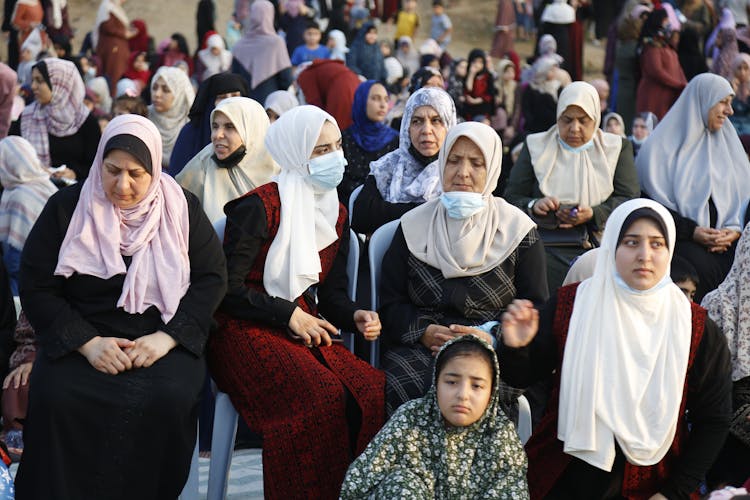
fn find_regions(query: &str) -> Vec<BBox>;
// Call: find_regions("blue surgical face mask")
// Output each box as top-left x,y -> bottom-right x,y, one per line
307,149 -> 347,190
558,137 -> 595,153
440,191 -> 486,219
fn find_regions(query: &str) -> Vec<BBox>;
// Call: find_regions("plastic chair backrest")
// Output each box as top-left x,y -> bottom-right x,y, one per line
517,394 -> 532,445
368,219 -> 400,311
213,216 -> 227,242
346,229 -> 359,302
348,185 -> 364,225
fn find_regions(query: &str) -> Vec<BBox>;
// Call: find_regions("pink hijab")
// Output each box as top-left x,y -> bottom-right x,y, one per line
55,114 -> 190,323
231,0 -> 291,89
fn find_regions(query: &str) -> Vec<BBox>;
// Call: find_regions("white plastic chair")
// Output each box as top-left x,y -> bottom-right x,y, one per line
367,219 -> 401,369
177,437 -> 199,500
348,184 -> 364,225
516,394 -> 532,445
343,229 -> 359,353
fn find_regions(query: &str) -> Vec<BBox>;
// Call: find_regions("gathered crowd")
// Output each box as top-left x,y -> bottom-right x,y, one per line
0,0 -> 748,498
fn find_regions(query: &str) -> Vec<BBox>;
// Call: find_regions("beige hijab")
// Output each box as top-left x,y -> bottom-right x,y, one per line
401,122 -> 535,279
526,81 -> 622,207
176,97 -> 279,223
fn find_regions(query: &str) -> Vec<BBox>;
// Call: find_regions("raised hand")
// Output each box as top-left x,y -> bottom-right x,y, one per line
501,299 -> 539,348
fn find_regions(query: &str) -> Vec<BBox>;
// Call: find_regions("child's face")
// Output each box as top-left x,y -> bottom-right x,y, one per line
502,65 -> 515,82
455,60 -> 467,78
54,44 -> 66,58
380,41 -> 392,57
632,118 -> 649,140
605,118 -> 623,136
304,28 -> 321,46
405,0 -> 417,12
364,29 -> 378,45
20,48 -> 33,62
134,54 -> 148,71
436,354 -> 492,427
675,279 -> 697,301
433,5 -> 444,15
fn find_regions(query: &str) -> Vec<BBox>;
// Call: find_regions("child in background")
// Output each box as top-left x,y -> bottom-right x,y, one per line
340,335 -> 528,499
394,0 -> 419,42
111,94 -> 149,117
671,256 -> 700,302
430,0 -> 453,52
290,21 -> 330,66
225,12 -> 242,50
603,112 -> 627,138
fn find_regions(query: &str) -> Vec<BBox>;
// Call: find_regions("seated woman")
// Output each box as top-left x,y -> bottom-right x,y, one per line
0,136 -> 57,294
341,335 -> 529,499
148,66 -> 195,170
351,87 -> 457,234
701,222 -> 750,488
637,73 -> 750,302
380,122 -> 548,414
14,114 -> 228,498
339,80 -> 399,205
628,111 -> 657,158
9,58 -> 101,182
500,198 -> 732,499
504,81 -> 640,293
169,72 -> 249,176
176,96 -> 279,224
207,105 -> 385,500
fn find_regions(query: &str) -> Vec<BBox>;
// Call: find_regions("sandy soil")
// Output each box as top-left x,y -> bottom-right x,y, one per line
1,0 -> 605,77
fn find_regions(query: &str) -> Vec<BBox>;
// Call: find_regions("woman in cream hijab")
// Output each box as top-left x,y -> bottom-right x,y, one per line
207,105 -> 385,499
176,96 -> 279,223
505,80 -> 640,293
380,121 -> 549,414
500,198 -> 732,499
148,66 -> 195,169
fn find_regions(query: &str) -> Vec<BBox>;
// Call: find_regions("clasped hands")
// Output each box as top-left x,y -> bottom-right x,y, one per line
287,307 -> 381,347
77,331 -> 177,375
693,226 -> 740,253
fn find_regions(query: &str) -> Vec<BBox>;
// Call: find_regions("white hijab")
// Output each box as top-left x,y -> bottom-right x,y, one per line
526,81 -> 622,207
93,0 -> 129,50
558,198 -> 692,471
176,97 -> 280,224
541,0 -> 576,24
262,105 -> 340,301
401,122 -> 535,278
636,73 -> 750,230
198,34 -> 233,80
148,66 -> 196,168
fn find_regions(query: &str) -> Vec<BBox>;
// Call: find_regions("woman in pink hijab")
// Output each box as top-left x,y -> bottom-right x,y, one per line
14,114 -> 227,499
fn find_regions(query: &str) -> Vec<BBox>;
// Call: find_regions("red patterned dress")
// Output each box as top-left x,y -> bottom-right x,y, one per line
208,183 -> 385,500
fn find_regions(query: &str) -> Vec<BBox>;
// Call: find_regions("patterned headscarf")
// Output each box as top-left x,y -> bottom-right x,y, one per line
0,136 -> 57,250
369,87 -> 456,203
341,335 -> 528,498
20,58 -> 90,167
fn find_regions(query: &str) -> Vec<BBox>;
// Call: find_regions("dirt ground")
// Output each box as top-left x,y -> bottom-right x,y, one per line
1,0 -> 605,77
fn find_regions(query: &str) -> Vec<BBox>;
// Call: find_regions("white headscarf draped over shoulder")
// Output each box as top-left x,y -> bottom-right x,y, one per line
559,198 -> 691,471
636,73 -> 750,230
176,96 -> 280,223
526,81 -> 622,207
148,66 -> 196,167
54,115 -> 191,323
541,0 -> 576,24
401,122 -> 535,278
369,87 -> 457,203
262,105 -> 341,301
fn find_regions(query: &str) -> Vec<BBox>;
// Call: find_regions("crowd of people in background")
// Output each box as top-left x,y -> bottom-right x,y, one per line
0,0 -> 747,498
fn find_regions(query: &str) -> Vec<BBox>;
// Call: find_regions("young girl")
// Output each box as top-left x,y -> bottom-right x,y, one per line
341,335 -> 529,499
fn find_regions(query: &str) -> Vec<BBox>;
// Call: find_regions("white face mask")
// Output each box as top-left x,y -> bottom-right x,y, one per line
439,191 -> 486,219
307,149 -> 347,190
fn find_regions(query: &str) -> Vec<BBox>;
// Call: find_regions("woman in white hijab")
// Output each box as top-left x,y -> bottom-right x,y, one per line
636,73 -> 750,302
176,96 -> 279,224
148,66 -> 195,169
196,33 -> 232,82
380,121 -> 549,414
263,89 -> 299,122
500,198 -> 732,499
351,87 -> 457,234
207,105 -> 385,500
505,81 -> 640,293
